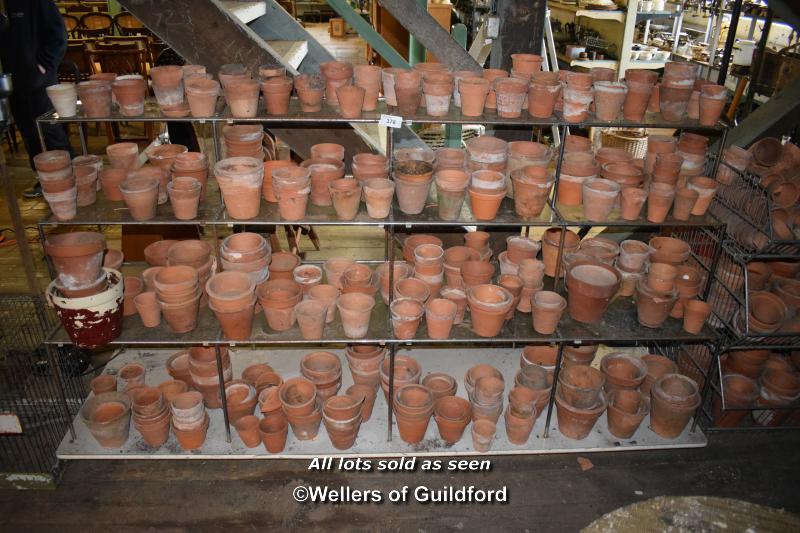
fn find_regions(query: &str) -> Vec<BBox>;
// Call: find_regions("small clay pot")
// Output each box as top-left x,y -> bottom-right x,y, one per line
606,389 -> 649,438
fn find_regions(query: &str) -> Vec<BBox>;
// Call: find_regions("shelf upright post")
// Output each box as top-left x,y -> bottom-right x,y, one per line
214,342 -> 232,443
550,123 -> 568,215
710,125 -> 728,177
552,222 -> 568,292
703,225 -> 725,301
542,342 -> 565,439
386,122 -> 395,443
45,344 -> 77,440
691,341 -> 720,432
387,343 -> 396,442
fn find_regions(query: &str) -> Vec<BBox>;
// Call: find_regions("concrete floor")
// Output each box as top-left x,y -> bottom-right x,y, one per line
0,431 -> 797,531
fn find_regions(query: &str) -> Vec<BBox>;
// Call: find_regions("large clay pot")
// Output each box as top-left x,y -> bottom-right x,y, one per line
215,157 -> 264,220
606,389 -> 649,438
566,260 -> 621,323
555,388 -> 606,440
649,373 -> 700,439
467,284 -> 513,337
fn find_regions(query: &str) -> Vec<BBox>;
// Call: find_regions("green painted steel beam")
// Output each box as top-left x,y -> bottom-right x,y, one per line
326,0 -> 410,68
445,23 -> 468,147
408,0 -> 427,65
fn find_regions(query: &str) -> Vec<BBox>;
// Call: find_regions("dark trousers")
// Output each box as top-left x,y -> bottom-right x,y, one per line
9,83 -> 73,170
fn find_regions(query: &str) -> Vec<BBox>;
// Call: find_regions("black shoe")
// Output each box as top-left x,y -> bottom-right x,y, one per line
22,183 -> 43,199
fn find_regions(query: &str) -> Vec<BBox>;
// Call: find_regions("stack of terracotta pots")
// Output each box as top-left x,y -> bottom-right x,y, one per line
528,71 -> 561,119
393,158 -> 434,215
562,71 -> 593,123
565,259 -> 621,324
380,355 -> 421,401
300,351 -> 342,402
154,264 -> 202,335
649,373 -> 701,438
465,364 -> 505,423
394,384 -> 434,444
219,232 -> 271,288
206,271 -> 256,340
555,365 -> 607,439
280,376 -> 322,440
36,151 -> 78,220
422,71 -> 454,117
557,152 -> 599,207
505,386 -> 537,445
752,361 -> 800,427
711,372 -> 759,428
660,62 -> 698,121
614,239 -> 650,297
172,152 -> 209,198
465,137 -> 508,204
319,60 -> 353,106
223,125 -> 264,160
187,346 -> 231,408
256,279 -> 302,332
45,231 -> 109,298
151,65 -> 187,115
636,260 -> 680,328
715,145 -> 753,185
80,392 -> 132,448
167,239 -> 215,305
215,157 -> 264,220
345,344 -> 385,387
131,386 -> 171,447
516,351 -> 554,415
170,391 -> 209,450
623,70 -> 658,121
224,380 -> 258,423
322,394 -> 364,449
433,395 -> 472,443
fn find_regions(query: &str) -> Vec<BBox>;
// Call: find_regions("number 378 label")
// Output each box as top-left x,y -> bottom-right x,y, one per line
379,114 -> 404,128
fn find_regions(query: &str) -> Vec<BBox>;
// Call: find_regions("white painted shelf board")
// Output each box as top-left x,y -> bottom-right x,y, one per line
58,347 -> 706,460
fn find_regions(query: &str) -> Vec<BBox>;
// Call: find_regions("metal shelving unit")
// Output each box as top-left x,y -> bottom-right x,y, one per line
39,96 -> 729,457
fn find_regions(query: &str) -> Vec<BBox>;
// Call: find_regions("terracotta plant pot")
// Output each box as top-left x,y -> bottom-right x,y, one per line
467,284 -> 513,337
294,299 -> 328,340
593,81 -> 627,121
363,178 -> 395,219
649,373 -> 700,439
471,419 -> 496,452
106,142 -> 140,170
566,260 -> 621,323
301,158 -> 344,207
90,374 -> 118,395
336,292 -> 375,338
47,83 -> 78,117
606,389 -> 649,438
425,297 -> 458,339
394,160 -> 434,215
329,179 -> 362,220
259,415 -> 289,453
390,298 -> 424,340
336,85 -> 365,119
294,74 -> 325,112
636,279 -> 678,328
167,177 -> 201,220
532,290 -> 566,334
582,177 -> 620,222
80,392 -> 132,448
78,80 -> 112,118
256,279 -> 302,331
434,396 -> 472,444
683,299 -> 711,334
494,77 -> 528,118
118,176 -> 158,221
260,76 -> 293,115
712,373 -> 758,428
224,79 -> 260,118
540,228 -> 578,280
458,77 -> 490,117
215,157 -> 264,220
555,387 -> 606,440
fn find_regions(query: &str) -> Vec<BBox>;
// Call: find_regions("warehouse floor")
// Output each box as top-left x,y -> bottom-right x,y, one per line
0,431 -> 798,531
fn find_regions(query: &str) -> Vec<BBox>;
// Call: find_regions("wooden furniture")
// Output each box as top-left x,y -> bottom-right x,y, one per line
371,0 -> 408,67
78,12 -> 114,38
62,14 -> 80,38
329,17 -> 346,38
85,41 -> 149,77
425,2 -> 452,62
114,12 -> 151,37
58,39 -> 95,83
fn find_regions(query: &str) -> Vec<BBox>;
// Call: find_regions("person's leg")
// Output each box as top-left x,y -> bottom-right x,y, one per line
9,84 -> 74,197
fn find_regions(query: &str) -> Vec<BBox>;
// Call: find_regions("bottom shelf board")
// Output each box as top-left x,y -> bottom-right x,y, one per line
58,346 -> 706,459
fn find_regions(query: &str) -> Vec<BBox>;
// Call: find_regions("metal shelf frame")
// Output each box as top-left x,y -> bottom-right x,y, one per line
37,100 -> 729,453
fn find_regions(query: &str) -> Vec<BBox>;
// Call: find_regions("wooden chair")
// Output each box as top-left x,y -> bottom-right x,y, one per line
101,36 -> 153,70
58,39 -> 94,83
62,14 -> 80,38
83,1 -> 109,12
114,12 -> 150,36
87,40 -> 149,77
78,12 -> 113,38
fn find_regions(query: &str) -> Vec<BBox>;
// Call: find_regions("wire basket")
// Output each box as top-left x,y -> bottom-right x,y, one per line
704,243 -> 800,349
599,128 -> 649,159
0,295 -> 86,487
709,157 -> 800,259
698,348 -> 799,431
